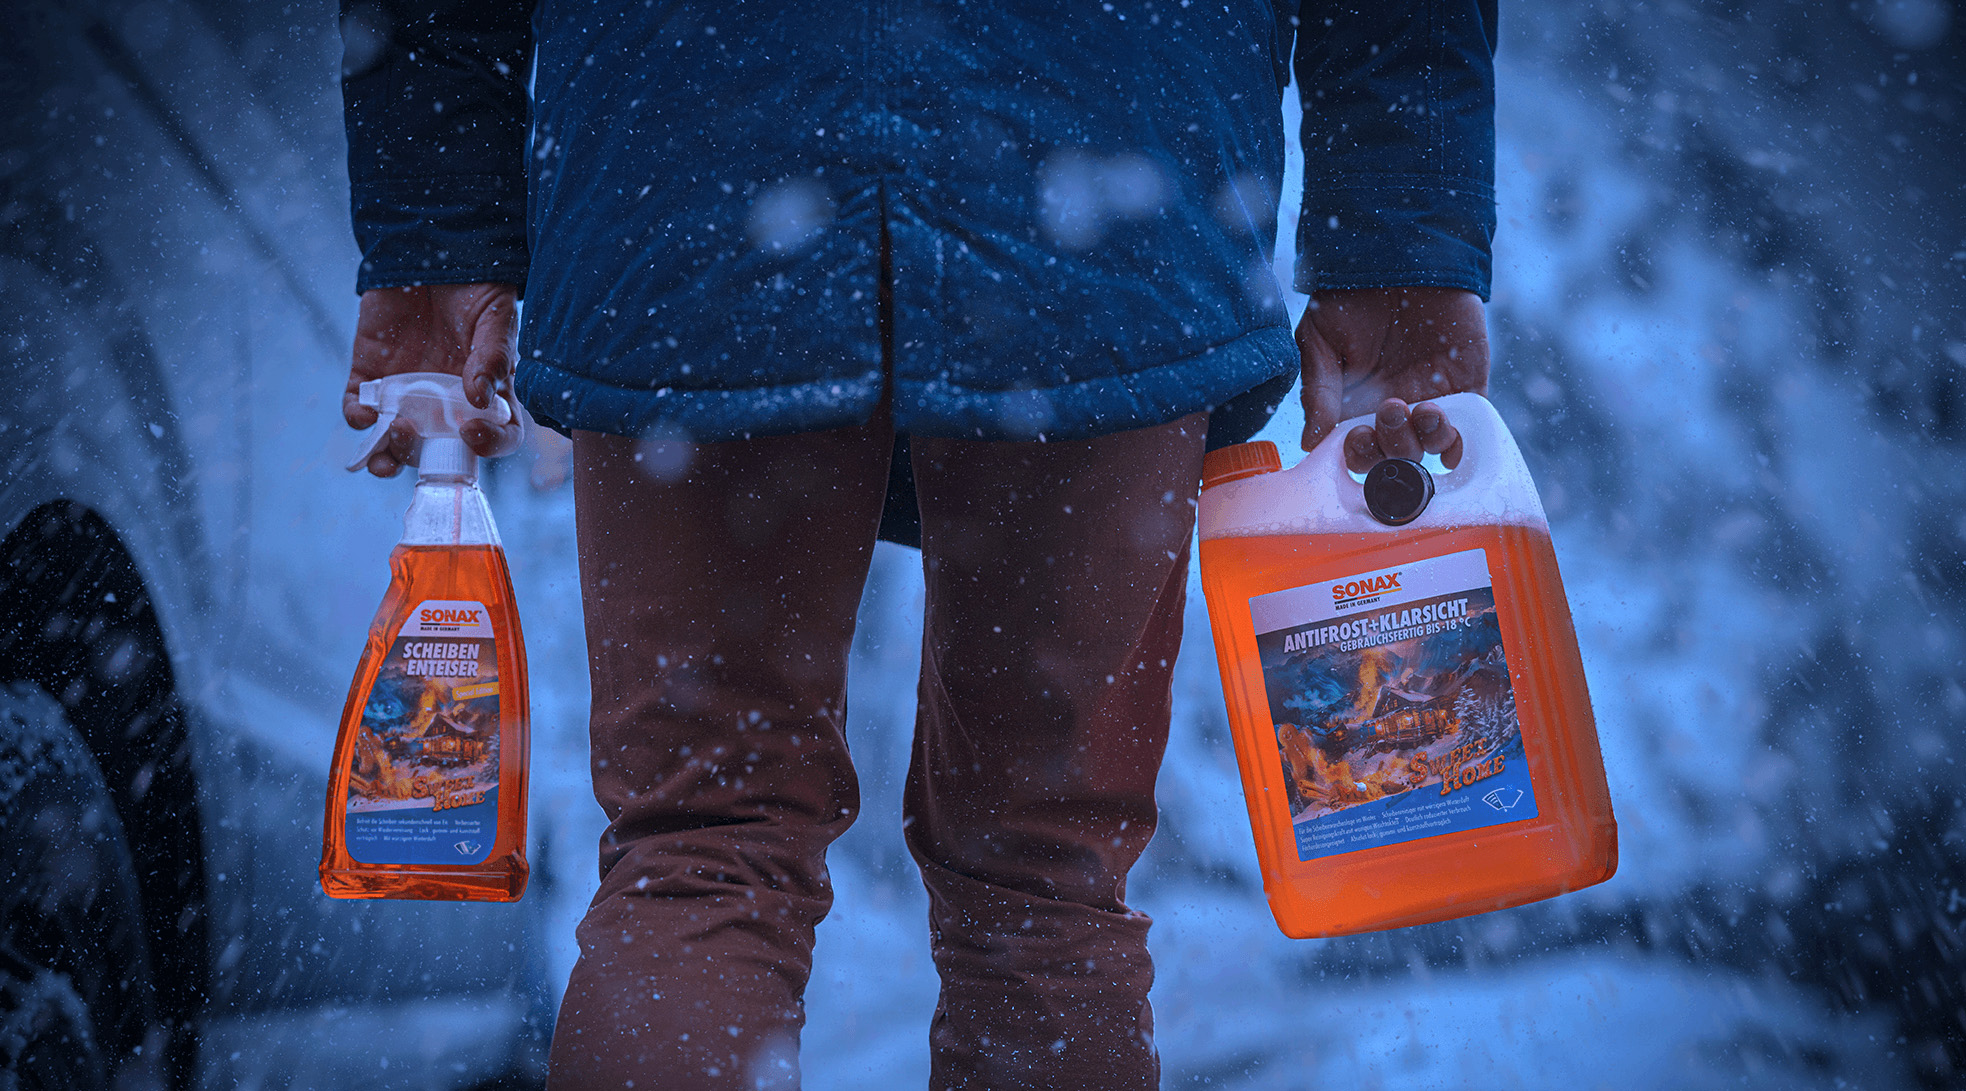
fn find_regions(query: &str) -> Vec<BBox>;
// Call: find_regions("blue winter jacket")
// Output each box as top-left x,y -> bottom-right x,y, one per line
343,0 -> 1496,445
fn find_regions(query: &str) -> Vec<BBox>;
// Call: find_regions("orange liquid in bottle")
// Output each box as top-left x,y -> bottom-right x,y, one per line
320,543 -> 530,901
1200,522 -> 1616,937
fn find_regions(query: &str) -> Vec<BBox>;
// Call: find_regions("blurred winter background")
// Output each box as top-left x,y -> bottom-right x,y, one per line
10,0 -> 1962,1087
387,0 -> 1966,1087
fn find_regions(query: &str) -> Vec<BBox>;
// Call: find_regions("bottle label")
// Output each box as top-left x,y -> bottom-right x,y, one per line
344,600 -> 501,866
1247,548 -> 1538,861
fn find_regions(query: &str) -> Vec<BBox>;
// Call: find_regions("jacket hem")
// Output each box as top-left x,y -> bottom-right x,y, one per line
355,265 -> 532,295
892,325 -> 1299,443
516,325 -> 1300,444
1292,270 -> 1491,302
516,361 -> 890,442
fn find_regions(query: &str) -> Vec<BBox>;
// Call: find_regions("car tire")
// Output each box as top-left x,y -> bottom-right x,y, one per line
0,683 -> 163,1091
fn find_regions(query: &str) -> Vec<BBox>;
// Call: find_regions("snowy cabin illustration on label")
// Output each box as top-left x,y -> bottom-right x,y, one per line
343,600 -> 502,866
1249,549 -> 1540,862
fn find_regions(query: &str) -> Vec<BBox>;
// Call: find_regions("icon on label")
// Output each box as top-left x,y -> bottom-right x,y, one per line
1482,788 -> 1523,813
454,840 -> 483,856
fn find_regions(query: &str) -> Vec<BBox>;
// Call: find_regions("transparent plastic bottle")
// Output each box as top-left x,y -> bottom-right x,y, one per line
319,375 -> 530,901
1198,393 -> 1614,937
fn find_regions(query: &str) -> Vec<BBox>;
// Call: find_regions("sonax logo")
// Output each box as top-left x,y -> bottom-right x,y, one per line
401,600 -> 494,638
420,605 -> 483,627
1332,572 -> 1401,606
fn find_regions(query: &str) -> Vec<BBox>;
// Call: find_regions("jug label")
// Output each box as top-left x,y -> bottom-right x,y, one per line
1249,549 -> 1538,861
343,600 -> 501,866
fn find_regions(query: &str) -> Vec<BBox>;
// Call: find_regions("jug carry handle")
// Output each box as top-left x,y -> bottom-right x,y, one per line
1302,392 -> 1504,518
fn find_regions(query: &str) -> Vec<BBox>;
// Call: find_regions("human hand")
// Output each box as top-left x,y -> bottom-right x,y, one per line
1296,286 -> 1490,472
343,282 -> 523,477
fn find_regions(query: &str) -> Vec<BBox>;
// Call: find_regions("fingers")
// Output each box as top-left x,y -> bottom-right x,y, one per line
1343,425 -> 1383,473
1342,399 -> 1423,474
1374,400 -> 1425,461
344,390 -> 379,431
1344,399 -> 1465,473
1411,401 -> 1465,469
363,418 -> 419,478
365,418 -> 518,473
460,416 -> 524,459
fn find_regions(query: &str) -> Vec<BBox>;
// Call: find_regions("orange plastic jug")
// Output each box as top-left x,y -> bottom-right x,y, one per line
1197,393 -> 1615,937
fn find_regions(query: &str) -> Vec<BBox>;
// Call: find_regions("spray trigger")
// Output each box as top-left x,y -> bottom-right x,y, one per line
345,372 -> 524,475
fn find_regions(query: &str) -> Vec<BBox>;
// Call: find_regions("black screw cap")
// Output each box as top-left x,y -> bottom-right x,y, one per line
1363,458 -> 1435,526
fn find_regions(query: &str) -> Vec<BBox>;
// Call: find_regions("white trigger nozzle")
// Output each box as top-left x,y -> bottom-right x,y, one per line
343,372 -> 522,479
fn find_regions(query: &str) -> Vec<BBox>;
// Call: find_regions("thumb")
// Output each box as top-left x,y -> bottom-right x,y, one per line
1297,318 -> 1345,454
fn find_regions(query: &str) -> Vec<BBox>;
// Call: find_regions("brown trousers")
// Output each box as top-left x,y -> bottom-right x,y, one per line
549,409 -> 1206,1090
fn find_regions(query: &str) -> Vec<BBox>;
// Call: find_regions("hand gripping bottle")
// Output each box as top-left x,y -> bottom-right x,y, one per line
320,373 -> 530,901
1198,393 -> 1615,937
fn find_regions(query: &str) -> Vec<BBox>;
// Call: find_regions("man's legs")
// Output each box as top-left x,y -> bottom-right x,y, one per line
906,413 -> 1208,1090
549,417 -> 892,1089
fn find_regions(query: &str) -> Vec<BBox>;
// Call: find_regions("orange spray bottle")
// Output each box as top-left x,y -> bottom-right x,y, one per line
320,373 -> 530,902
1197,392 -> 1614,937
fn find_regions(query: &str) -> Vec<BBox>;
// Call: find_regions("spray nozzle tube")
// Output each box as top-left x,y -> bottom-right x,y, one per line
346,372 -> 525,479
